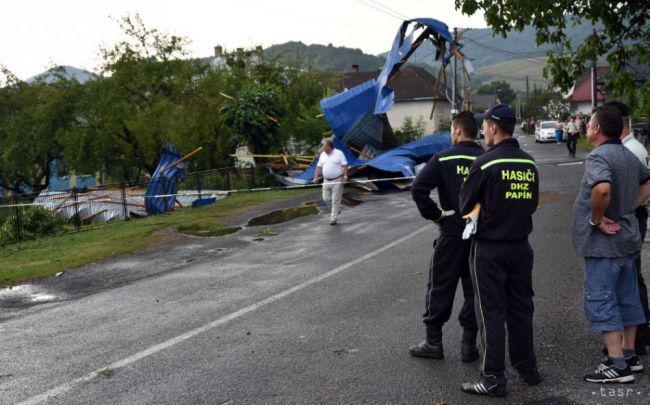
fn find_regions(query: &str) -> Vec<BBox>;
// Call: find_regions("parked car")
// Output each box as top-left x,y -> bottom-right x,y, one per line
535,121 -> 558,143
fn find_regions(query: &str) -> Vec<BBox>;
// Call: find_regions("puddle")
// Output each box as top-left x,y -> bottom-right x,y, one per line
247,206 -> 318,226
206,248 -> 237,253
0,284 -> 60,306
180,227 -> 241,237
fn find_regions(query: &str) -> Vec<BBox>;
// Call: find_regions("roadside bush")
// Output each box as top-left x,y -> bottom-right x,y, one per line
0,207 -> 69,245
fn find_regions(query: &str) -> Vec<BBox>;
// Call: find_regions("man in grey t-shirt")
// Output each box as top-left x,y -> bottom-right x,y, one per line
573,105 -> 650,384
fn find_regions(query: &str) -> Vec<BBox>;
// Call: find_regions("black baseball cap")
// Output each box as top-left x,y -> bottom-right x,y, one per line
475,104 -> 516,123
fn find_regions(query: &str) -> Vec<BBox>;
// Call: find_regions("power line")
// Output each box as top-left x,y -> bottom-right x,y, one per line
462,37 -> 547,66
474,70 -> 548,84
367,0 -> 409,20
352,0 -> 405,20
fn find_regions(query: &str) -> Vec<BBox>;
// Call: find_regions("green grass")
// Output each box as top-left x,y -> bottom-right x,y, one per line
577,137 -> 595,152
0,189 -> 312,285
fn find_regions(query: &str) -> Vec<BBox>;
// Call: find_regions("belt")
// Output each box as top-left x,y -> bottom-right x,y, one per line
325,175 -> 342,181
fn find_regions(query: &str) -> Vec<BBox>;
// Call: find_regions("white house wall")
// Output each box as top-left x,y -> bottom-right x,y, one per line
574,102 -> 594,116
386,100 -> 452,134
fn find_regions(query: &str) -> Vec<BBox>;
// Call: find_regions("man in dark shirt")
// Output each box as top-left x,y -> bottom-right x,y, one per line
410,111 -> 484,362
459,104 -> 540,397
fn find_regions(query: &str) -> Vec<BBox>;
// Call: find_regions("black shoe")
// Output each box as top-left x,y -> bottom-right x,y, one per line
602,357 -> 644,373
409,325 -> 443,359
461,376 -> 507,397
518,368 -> 541,386
409,340 -> 443,358
627,356 -> 644,372
584,362 -> 635,383
461,328 -> 479,363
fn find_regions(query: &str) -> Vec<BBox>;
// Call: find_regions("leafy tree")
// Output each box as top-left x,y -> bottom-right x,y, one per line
66,14 -> 212,182
394,116 -> 426,144
276,68 -> 333,154
477,80 -> 516,106
220,82 -> 285,155
455,0 -> 650,115
0,71 -> 83,193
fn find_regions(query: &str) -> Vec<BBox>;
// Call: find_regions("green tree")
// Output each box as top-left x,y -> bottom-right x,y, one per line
0,70 -> 83,193
220,82 -> 285,155
394,116 -> 426,144
66,14 -> 213,182
276,68 -> 333,154
477,80 -> 516,106
455,0 -> 650,115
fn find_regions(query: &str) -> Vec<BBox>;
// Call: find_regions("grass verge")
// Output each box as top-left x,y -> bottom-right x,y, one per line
0,189 -> 312,285
577,136 -> 594,152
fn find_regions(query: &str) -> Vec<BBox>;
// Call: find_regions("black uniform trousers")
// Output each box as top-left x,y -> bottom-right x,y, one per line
567,133 -> 579,157
635,206 -> 650,338
469,238 -> 537,383
423,234 -> 477,330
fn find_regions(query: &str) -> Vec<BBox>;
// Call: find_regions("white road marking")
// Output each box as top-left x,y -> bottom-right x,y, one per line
558,161 -> 583,166
17,225 -> 430,405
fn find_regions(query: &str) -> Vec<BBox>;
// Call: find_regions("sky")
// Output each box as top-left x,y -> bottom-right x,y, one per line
0,0 -> 487,80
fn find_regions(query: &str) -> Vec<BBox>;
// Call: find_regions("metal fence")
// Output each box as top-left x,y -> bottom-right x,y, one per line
0,167 -> 261,246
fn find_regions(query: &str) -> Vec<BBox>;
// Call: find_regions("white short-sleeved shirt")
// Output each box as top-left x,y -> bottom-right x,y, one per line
317,149 -> 348,179
622,133 -> 649,167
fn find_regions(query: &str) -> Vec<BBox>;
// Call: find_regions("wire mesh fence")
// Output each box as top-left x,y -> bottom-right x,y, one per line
0,167 -> 261,246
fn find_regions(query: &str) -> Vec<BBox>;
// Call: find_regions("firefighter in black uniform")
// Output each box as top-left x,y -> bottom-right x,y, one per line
459,104 -> 541,397
410,111 -> 484,362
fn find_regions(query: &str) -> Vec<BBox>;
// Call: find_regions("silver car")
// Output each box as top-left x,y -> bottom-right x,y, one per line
535,121 -> 558,143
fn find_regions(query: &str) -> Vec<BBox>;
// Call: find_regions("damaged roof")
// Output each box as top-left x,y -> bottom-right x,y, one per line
340,65 -> 446,101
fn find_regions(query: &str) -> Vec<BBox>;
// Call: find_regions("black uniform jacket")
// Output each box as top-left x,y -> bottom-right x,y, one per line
411,141 -> 485,236
459,138 -> 539,241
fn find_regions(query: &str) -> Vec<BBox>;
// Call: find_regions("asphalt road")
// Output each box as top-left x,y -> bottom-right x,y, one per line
2,135 -> 650,404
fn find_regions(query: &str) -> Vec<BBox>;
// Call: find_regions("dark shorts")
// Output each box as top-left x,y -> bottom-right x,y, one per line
584,256 -> 646,332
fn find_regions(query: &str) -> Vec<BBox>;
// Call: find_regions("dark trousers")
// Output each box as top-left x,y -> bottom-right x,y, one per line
635,206 -> 650,337
469,239 -> 537,383
423,234 -> 477,330
567,133 -> 578,156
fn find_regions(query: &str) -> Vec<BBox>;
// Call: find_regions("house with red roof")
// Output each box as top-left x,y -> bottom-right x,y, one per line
565,66 -> 610,115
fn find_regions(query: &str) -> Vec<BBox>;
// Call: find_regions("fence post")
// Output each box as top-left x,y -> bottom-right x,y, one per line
121,183 -> 129,221
196,173 -> 202,200
72,187 -> 81,229
12,193 -> 22,242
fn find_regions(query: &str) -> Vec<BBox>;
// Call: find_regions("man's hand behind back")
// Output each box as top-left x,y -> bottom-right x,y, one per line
598,216 -> 621,235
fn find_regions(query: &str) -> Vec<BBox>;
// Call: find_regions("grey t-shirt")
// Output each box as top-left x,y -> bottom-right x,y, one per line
572,140 -> 650,258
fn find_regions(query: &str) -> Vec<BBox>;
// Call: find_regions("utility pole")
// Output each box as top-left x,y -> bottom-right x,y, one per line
591,60 -> 597,109
525,76 -> 530,117
452,27 -> 458,116
516,93 -> 521,122
460,29 -> 466,112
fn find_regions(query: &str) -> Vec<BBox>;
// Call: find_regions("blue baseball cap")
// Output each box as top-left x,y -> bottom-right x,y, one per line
475,104 -> 516,123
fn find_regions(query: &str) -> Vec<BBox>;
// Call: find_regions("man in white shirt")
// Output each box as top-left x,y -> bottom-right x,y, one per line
313,139 -> 349,225
566,116 -> 580,157
606,101 -> 650,356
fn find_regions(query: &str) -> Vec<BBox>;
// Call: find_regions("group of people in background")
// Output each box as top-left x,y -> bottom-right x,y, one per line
407,102 -> 650,397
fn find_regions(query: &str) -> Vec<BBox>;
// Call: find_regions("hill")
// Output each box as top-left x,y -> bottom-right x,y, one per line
27,66 -> 96,84
264,41 -> 385,72
472,57 -> 550,92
